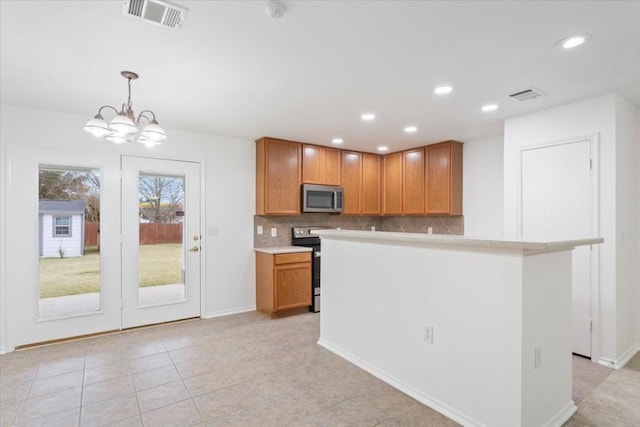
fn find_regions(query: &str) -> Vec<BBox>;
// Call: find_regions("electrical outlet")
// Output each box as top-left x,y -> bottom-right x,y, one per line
427,227 -> 433,234
257,226 -> 263,235
534,347 -> 542,369
424,326 -> 434,344
371,226 -> 376,232
271,227 -> 277,237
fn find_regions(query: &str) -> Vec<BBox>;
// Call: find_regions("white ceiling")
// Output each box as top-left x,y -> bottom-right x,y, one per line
1,0 -> 639,153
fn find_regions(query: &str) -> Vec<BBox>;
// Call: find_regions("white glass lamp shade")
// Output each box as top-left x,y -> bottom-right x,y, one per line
140,120 -> 167,141
109,113 -> 137,135
105,133 -> 128,144
84,115 -> 112,137
138,137 -> 161,148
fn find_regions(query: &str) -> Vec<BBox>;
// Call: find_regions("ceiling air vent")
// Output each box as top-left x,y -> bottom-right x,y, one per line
509,88 -> 544,101
122,0 -> 188,30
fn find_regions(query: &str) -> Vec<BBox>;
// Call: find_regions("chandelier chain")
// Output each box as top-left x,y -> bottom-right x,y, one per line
127,78 -> 133,112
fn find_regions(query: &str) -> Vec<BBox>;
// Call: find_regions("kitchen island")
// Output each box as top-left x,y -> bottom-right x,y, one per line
314,229 -> 603,427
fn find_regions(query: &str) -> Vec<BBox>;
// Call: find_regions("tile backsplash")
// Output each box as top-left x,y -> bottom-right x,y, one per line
254,214 -> 463,247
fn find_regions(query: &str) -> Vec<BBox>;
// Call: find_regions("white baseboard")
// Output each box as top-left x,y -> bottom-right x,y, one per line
598,343 -> 640,370
612,343 -> 640,369
202,305 -> 255,319
541,401 -> 577,427
0,345 -> 15,355
317,339 -> 482,427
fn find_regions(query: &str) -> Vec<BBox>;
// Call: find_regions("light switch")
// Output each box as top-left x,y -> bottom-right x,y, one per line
257,226 -> 263,235
208,226 -> 219,237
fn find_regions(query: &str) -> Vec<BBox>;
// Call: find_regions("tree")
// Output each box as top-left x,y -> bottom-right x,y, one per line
138,175 -> 184,223
39,169 -> 100,221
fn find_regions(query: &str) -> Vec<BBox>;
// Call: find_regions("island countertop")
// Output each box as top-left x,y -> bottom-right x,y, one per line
312,229 -> 603,253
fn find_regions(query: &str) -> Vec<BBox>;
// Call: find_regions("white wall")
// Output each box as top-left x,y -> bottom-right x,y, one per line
0,104 -> 256,352
615,98 -> 639,358
504,94 -> 640,364
463,135 -> 504,237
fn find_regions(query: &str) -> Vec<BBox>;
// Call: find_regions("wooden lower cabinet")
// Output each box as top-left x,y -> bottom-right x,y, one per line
256,251 -> 312,318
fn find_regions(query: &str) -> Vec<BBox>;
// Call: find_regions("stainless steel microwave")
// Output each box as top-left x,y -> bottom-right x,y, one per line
302,184 -> 343,213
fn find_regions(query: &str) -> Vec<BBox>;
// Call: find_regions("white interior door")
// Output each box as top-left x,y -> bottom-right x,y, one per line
121,156 -> 201,328
520,139 -> 595,357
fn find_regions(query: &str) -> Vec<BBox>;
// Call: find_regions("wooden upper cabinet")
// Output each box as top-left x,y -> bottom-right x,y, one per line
425,140 -> 463,215
382,152 -> 403,215
402,148 -> 425,215
255,137 -> 302,215
362,153 -> 381,215
302,144 -> 341,185
341,151 -> 362,215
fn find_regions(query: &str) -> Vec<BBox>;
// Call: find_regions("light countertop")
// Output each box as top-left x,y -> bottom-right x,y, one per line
312,229 -> 603,253
254,246 -> 313,254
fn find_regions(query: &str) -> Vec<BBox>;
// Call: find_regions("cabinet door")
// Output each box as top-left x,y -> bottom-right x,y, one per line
274,263 -> 312,311
426,141 -> 462,215
403,148 -> 425,214
303,145 -> 341,185
263,139 -> 301,214
302,145 -> 323,184
322,147 -> 342,185
382,152 -> 403,215
362,153 -> 381,215
341,151 -> 362,215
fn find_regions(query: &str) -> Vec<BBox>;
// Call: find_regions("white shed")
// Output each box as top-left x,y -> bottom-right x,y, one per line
39,200 -> 85,258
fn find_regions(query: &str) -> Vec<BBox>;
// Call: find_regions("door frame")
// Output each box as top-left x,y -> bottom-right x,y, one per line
516,133 -> 600,361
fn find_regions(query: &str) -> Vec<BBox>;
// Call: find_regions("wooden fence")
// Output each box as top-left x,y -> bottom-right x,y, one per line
85,222 -> 100,247
84,222 -> 183,246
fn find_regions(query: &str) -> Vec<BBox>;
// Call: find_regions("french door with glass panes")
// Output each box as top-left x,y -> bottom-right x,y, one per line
121,156 -> 201,328
7,147 -> 201,348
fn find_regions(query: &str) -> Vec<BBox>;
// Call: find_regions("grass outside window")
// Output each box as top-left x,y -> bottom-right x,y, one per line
39,243 -> 182,298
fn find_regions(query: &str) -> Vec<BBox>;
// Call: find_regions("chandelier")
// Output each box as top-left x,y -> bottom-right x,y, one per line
84,71 -> 166,147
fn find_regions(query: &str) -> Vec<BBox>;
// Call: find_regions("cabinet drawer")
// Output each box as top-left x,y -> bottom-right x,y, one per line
274,252 -> 311,264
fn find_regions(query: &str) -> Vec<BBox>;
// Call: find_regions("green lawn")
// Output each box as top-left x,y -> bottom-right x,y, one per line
39,243 -> 183,298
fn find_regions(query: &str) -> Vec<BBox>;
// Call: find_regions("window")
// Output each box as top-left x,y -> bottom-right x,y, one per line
53,216 -> 71,237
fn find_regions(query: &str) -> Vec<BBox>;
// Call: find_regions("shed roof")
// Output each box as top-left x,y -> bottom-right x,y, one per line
39,200 -> 85,214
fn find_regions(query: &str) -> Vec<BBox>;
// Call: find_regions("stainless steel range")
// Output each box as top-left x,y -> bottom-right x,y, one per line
291,226 -> 331,312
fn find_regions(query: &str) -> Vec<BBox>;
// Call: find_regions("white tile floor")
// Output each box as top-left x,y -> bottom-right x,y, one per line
1,311 -> 638,427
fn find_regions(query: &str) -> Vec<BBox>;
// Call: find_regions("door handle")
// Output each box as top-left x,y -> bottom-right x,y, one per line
189,246 -> 200,252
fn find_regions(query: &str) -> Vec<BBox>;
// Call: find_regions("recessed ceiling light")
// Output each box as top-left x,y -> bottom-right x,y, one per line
481,104 -> 498,112
377,146 -> 388,152
404,126 -> 417,133
332,138 -> 343,144
361,113 -> 376,121
434,86 -> 452,95
557,34 -> 590,49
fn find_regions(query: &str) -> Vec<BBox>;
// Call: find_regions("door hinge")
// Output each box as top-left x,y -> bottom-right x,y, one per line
589,159 -> 593,169
590,320 -> 593,332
